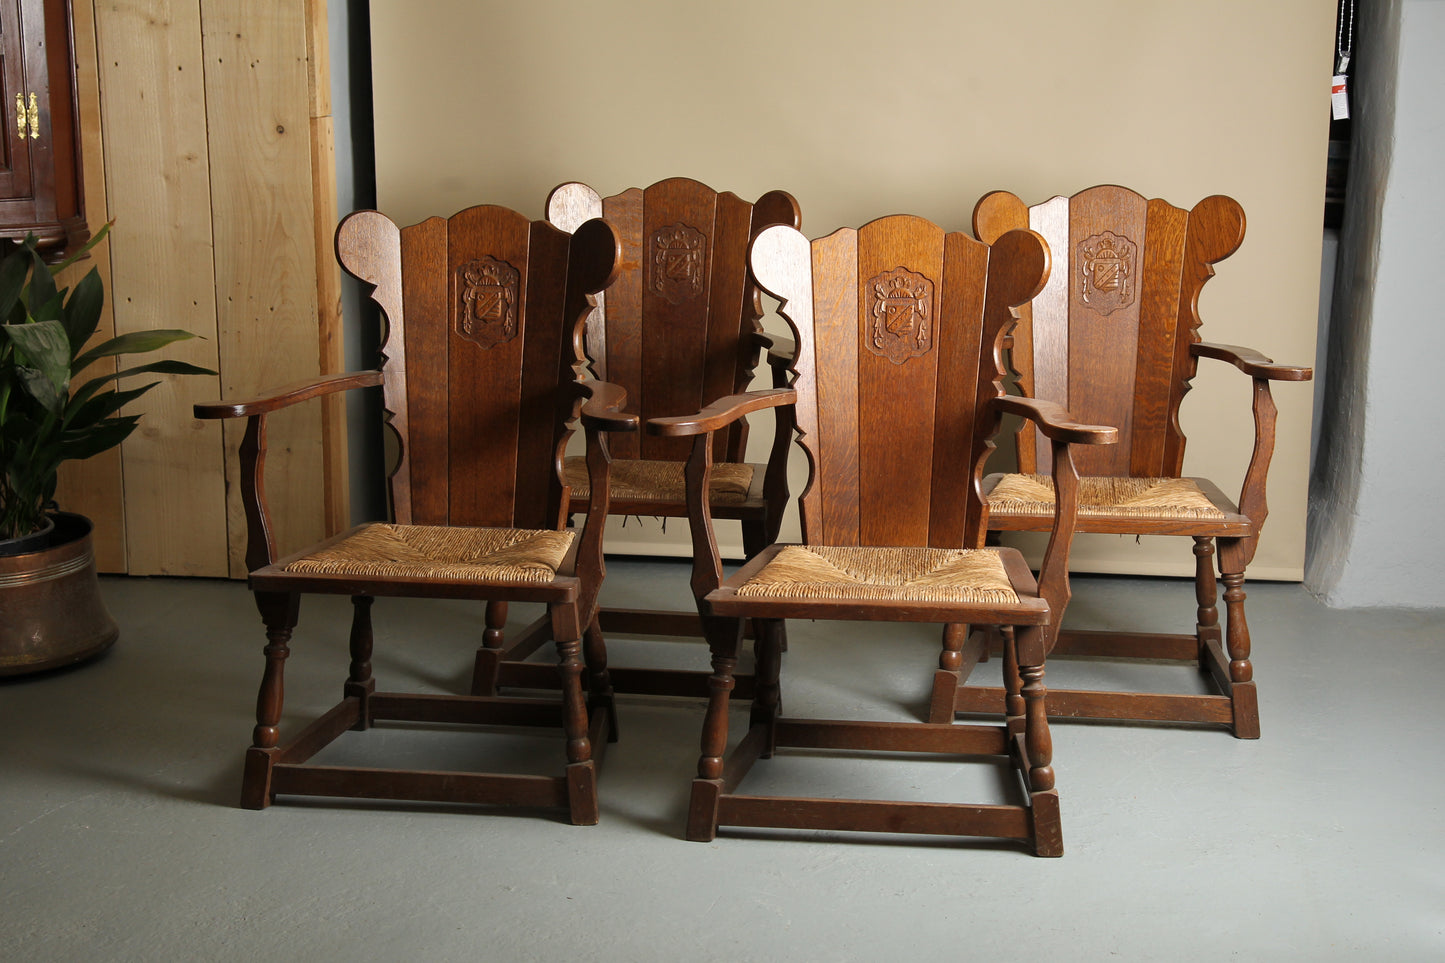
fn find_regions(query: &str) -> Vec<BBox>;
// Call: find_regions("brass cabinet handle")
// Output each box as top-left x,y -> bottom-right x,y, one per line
14,93 -> 24,138
26,92 -> 38,139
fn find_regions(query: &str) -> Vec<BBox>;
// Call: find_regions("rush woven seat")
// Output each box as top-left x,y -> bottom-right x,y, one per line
736,546 -> 1018,603
193,204 -> 631,825
283,525 -> 574,582
944,185 -> 1314,739
482,178 -> 802,701
987,474 -> 1224,520
564,456 -> 753,506
650,213 -> 1116,855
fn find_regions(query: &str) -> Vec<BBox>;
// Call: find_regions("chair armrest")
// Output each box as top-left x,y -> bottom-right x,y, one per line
1191,342 -> 1313,381
194,371 -> 383,419
575,379 -> 639,432
992,396 -> 1117,446
647,388 -> 797,438
752,331 -> 797,370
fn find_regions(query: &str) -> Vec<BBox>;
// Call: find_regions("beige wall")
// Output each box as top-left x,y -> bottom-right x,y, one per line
371,0 -> 1334,579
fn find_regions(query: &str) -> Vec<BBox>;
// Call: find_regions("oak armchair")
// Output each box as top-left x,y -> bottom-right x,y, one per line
941,185 -> 1312,738
194,205 -> 630,824
652,214 -> 1116,854
481,177 -> 800,700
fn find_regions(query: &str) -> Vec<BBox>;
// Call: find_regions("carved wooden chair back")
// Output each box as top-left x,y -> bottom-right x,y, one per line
772,215 -> 1050,551
337,205 -> 614,531
973,184 -> 1245,479
547,176 -> 800,464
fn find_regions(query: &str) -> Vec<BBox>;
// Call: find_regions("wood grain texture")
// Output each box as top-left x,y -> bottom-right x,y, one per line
304,0 -> 345,537
636,178 -> 717,461
51,0 -> 125,571
445,205 -> 530,527
929,230 -> 989,548
1130,197 -> 1188,476
803,226 -> 858,545
202,0 -> 324,576
95,0 -> 227,576
544,181 -> 604,376
1024,195 -> 1069,470
855,215 -> 943,547
398,215 -> 448,523
598,187 -> 642,459
1065,185 -> 1147,477
748,224 -> 816,537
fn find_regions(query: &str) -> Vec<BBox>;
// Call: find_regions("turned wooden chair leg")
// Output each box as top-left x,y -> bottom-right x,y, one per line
750,618 -> 785,756
1219,538 -> 1260,739
688,616 -> 743,842
929,623 -> 968,723
551,602 -> 598,825
242,591 -> 300,810
1002,626 -> 1025,729
1193,536 -> 1221,664
345,595 -> 375,729
470,600 -> 508,696
582,618 -> 618,743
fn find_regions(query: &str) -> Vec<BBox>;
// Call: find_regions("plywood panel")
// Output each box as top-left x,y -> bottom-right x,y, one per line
201,0 -> 324,577
52,0 -> 124,572
95,0 -> 227,577
305,0 -> 348,537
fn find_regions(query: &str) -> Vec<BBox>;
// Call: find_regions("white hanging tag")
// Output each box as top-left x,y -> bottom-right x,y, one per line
1331,74 -> 1350,120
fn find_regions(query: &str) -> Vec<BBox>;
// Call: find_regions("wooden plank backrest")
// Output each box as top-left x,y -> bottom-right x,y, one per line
337,205 -> 609,530
973,185 -> 1245,477
751,215 -> 1049,549
547,177 -> 800,463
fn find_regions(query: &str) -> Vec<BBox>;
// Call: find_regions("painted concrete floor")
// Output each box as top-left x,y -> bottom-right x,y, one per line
2,558 -> 1442,961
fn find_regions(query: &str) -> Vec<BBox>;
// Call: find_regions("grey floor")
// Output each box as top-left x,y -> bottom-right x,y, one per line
2,558 -> 1443,961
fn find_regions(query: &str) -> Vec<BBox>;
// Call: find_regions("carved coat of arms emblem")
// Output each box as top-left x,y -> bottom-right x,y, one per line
866,267 -> 933,364
650,223 -> 706,304
456,256 -> 519,348
1078,231 -> 1137,315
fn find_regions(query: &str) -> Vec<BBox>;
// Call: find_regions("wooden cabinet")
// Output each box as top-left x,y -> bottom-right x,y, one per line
0,0 -> 84,257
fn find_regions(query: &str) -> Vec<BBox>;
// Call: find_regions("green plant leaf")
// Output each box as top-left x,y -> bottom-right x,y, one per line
48,221 -> 111,276
61,269 -> 104,355
4,319 -> 70,393
25,244 -> 57,315
69,359 -> 216,409
58,415 -> 139,461
72,329 -> 203,374
63,381 -> 156,430
15,365 -> 66,413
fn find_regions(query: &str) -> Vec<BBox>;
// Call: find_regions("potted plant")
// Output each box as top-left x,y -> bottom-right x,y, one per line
0,226 -> 213,674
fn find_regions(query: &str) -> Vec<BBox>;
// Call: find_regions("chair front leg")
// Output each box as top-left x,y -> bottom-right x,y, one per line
470,600 -> 508,696
750,618 -> 785,755
582,617 -> 618,743
688,615 -> 743,841
1218,536 -> 1261,739
242,590 -> 300,810
1193,536 -> 1221,661
345,595 -> 375,728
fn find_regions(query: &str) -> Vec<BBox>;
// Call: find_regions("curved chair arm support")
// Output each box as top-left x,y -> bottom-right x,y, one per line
1191,341 -> 1313,382
1191,342 -> 1311,565
193,370 -> 384,420
647,388 -> 797,438
991,396 -> 1117,445
575,379 -> 640,433
192,371 -> 384,575
1003,401 -> 1115,664
1022,439 -> 1085,665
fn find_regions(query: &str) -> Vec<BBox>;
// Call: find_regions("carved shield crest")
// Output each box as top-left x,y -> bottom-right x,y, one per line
650,223 -> 706,304
866,267 -> 933,364
1078,231 -> 1137,315
456,256 -> 519,348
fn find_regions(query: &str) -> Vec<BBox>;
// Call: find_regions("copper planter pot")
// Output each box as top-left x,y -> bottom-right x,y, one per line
0,512 -> 119,676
